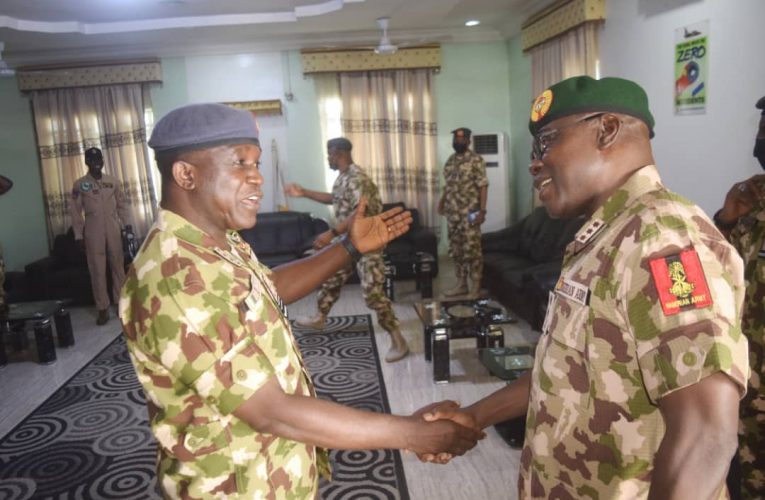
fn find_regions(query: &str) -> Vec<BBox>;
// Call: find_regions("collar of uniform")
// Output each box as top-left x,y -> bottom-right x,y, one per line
156,209 -> 237,252
569,165 -> 663,255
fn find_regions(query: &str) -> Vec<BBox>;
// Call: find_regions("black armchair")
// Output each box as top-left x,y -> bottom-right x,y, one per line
481,208 -> 584,330
381,202 -> 438,280
25,228 -> 95,305
238,211 -> 329,268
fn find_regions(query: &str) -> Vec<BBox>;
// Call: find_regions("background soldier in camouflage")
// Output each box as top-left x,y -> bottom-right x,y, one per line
121,104 -> 482,499
438,127 -> 488,298
715,96 -> 765,499
71,147 -> 130,325
285,137 -> 409,362
418,76 -> 750,499
0,174 -> 12,318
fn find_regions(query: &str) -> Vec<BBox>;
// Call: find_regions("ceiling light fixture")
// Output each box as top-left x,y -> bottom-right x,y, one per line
465,20 -> 480,27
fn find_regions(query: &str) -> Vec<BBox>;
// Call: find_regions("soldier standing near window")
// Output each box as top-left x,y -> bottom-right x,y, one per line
70,147 -> 129,325
438,127 -> 488,298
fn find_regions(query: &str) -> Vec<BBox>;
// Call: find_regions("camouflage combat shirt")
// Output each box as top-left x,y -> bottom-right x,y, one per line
331,164 -> 384,259
331,164 -> 383,221
729,177 -> 765,498
442,149 -> 488,221
520,165 -> 749,499
120,209 -> 329,499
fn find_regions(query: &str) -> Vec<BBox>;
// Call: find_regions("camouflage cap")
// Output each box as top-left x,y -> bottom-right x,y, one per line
149,103 -> 260,157
529,76 -> 655,138
327,137 -> 352,151
451,127 -> 472,139
84,147 -> 103,161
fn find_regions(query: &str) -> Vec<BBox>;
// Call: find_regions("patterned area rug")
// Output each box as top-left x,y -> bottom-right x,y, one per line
0,314 -> 409,500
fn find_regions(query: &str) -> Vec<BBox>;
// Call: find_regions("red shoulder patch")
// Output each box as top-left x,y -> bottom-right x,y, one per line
649,249 -> 713,316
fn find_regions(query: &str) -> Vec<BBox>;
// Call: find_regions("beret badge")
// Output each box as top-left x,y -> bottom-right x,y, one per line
530,90 -> 553,123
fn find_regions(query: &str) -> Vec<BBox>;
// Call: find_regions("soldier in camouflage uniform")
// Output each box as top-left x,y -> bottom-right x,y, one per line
418,76 -> 750,499
438,127 -> 488,298
715,96 -> 765,500
285,138 -> 409,363
0,175 -> 12,317
120,103 -> 482,499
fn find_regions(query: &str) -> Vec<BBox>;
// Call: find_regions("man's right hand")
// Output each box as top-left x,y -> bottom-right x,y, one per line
404,413 -> 484,460
413,400 -> 482,463
312,230 -> 334,250
718,174 -> 765,224
284,183 -> 305,198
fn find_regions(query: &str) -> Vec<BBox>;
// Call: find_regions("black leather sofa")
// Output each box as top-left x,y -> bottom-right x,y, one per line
381,202 -> 438,280
25,228 -> 96,305
481,208 -> 584,330
239,211 -> 329,268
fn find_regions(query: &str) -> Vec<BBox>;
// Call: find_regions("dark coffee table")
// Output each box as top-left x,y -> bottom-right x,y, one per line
413,298 -> 515,383
0,300 -> 74,365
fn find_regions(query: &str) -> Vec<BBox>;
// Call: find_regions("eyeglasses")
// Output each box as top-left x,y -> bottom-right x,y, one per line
531,113 -> 604,160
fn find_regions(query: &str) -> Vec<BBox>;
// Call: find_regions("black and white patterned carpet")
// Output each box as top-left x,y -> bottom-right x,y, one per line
0,314 -> 409,500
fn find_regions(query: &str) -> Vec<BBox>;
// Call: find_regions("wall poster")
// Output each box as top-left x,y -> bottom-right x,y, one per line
674,20 -> 709,115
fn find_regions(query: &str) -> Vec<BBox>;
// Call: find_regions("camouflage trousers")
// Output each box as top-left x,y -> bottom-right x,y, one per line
446,217 -> 483,278
316,251 -> 400,333
740,329 -> 765,499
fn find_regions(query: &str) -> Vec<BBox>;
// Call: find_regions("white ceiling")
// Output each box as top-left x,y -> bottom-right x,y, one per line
0,0 -> 551,67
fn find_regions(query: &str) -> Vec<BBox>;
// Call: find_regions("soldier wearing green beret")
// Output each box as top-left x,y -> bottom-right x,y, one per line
119,103 -> 483,499
418,76 -> 750,500
715,96 -> 765,500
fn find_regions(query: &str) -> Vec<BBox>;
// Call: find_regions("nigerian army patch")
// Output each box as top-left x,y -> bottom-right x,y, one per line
649,249 -> 713,316
530,90 -> 553,122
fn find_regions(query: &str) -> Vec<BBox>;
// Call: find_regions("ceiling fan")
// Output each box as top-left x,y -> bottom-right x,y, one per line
374,17 -> 398,55
0,42 -> 16,77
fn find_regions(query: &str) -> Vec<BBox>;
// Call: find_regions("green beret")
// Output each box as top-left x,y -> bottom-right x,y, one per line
529,76 -> 655,138
327,137 -> 352,151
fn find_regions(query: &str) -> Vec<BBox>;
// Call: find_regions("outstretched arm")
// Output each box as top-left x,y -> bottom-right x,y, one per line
416,372 -> 532,463
232,377 -> 484,456
284,182 -> 333,204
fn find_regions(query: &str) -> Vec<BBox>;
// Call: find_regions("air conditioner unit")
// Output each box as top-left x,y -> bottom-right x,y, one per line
472,132 -> 510,232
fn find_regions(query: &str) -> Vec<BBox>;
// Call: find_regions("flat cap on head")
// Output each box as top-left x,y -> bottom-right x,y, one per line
84,147 -> 103,161
451,127 -> 472,139
529,76 -> 655,138
757,95 -> 765,115
327,137 -> 352,151
149,103 -> 260,158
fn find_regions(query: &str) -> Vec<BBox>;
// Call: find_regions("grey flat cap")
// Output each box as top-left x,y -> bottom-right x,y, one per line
327,137 -> 352,151
757,96 -> 765,115
149,103 -> 260,157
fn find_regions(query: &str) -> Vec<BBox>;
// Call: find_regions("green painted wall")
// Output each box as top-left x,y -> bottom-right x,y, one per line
150,57 -> 190,121
0,78 -> 48,271
282,51 -> 332,220
506,35 -> 534,220
0,42 -> 532,270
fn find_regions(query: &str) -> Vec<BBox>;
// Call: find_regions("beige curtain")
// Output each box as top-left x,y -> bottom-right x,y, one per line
338,69 -> 439,231
530,21 -> 601,95
30,83 -> 157,244
529,21 -> 601,206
